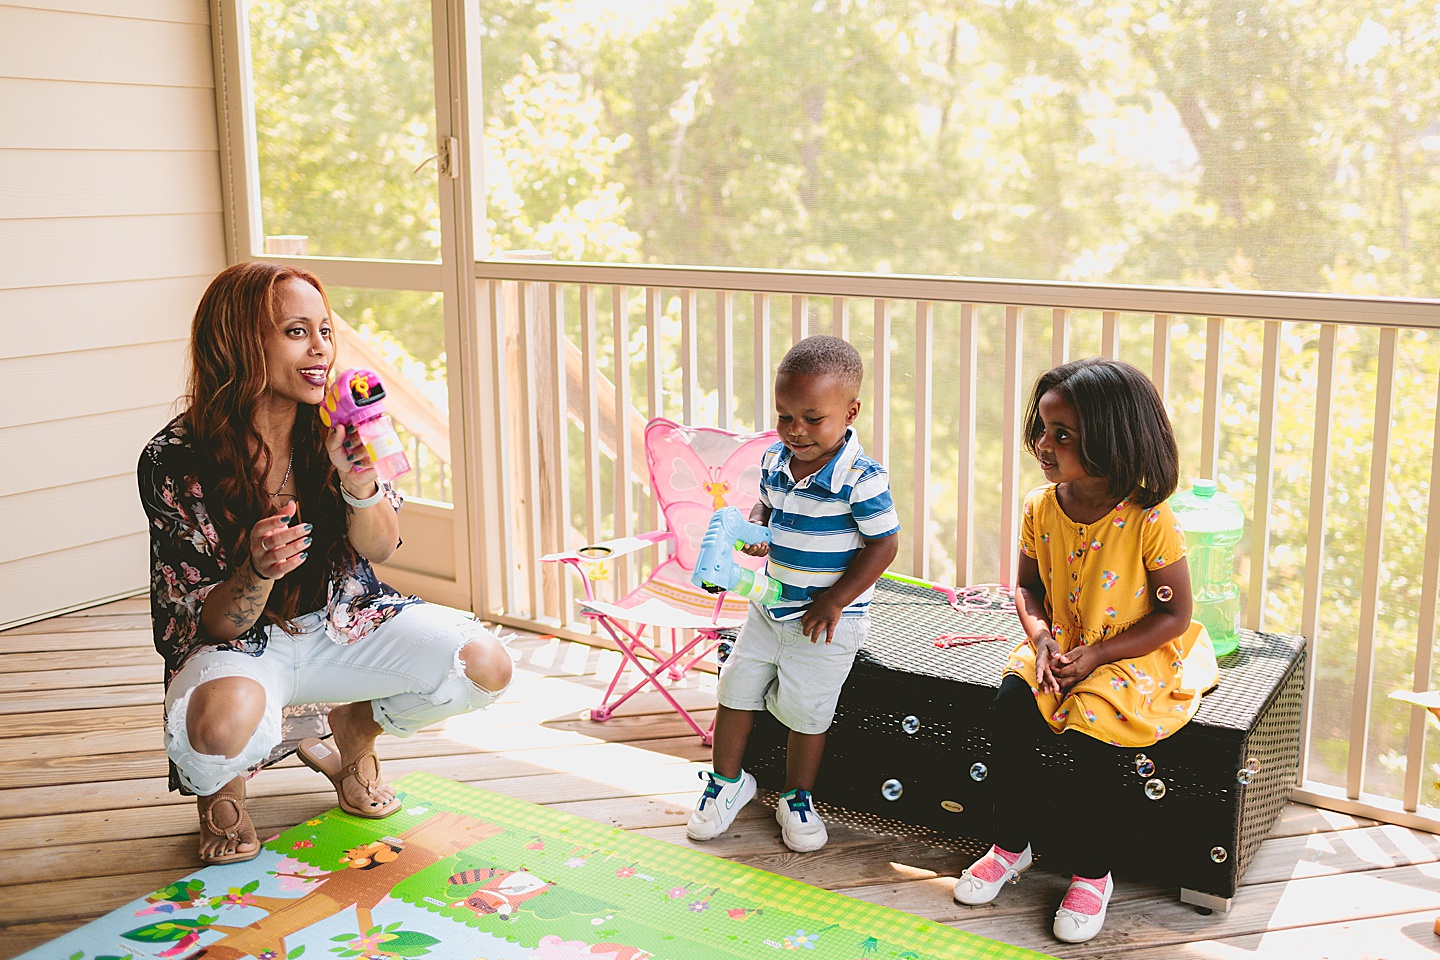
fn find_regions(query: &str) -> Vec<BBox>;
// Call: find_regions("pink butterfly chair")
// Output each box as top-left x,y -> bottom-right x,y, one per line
541,417 -> 778,744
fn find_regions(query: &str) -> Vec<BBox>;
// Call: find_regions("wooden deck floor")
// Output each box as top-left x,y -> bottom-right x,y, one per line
4,597 -> 1440,959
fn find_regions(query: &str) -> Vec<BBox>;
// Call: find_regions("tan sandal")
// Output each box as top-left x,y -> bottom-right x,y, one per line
197,785 -> 260,864
297,737 -> 401,819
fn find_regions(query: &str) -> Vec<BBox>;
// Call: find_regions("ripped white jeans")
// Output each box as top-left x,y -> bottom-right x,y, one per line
164,603 -> 505,796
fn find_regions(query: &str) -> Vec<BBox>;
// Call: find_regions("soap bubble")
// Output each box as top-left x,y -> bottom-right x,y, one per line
881,779 -> 904,801
1210,846 -> 1228,863
1136,676 -> 1156,695
1144,778 -> 1167,800
969,762 -> 988,782
902,715 -> 920,734
1135,755 -> 1155,777
1236,768 -> 1255,786
1155,585 -> 1174,602
1245,757 -> 1261,773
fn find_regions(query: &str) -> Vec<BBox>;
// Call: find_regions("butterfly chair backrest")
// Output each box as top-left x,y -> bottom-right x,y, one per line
644,417 -> 778,574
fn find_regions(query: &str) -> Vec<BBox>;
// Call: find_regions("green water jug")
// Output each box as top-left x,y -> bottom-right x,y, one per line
1168,479 -> 1245,657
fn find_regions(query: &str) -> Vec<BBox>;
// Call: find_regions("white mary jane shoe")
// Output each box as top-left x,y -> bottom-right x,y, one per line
952,844 -> 1032,905
1053,872 -> 1113,943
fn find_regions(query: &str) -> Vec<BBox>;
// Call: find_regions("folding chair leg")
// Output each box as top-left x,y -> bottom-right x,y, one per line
588,618 -> 715,743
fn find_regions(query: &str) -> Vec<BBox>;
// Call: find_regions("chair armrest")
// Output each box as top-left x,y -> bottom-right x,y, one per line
541,530 -> 673,564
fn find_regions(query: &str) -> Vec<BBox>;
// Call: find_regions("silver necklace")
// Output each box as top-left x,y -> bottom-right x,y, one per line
269,452 -> 294,497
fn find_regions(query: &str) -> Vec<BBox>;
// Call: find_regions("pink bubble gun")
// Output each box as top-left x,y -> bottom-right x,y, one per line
319,368 -> 411,482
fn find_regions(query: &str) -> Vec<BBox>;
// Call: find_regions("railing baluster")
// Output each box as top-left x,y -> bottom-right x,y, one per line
581,284 -> 602,549
717,291 -> 734,430
484,279 -> 514,617
1248,320 -> 1281,631
545,282 -> 573,624
1403,353 -> 1440,812
646,287 -> 662,533
1099,310 -> 1119,358
872,299 -> 891,466
753,293 -> 772,430
515,280 -> 544,620
613,286 -> 635,588
1000,305 -> 1024,587
833,297 -> 849,339
1053,308 -> 1070,367
913,301 -> 933,579
681,288 -> 698,425
1349,326 -> 1398,800
955,302 -> 978,587
793,295 -> 809,343
1200,317 -> 1224,481
1299,323 -> 1337,786
1152,313 -> 1172,401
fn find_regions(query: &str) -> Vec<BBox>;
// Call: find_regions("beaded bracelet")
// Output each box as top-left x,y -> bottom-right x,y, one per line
342,483 -> 386,509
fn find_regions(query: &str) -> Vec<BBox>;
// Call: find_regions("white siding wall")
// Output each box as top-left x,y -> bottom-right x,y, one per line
0,0 -> 227,628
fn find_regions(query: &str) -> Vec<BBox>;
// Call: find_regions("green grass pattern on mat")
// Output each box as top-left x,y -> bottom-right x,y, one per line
372,772 -> 1051,960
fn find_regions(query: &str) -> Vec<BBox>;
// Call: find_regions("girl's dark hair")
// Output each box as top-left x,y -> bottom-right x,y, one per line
1021,357 -> 1179,508
182,260 -> 356,629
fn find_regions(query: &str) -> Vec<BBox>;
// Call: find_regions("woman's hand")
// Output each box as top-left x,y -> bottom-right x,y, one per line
248,500 -> 311,579
326,424 -> 380,500
1032,630 -> 1063,695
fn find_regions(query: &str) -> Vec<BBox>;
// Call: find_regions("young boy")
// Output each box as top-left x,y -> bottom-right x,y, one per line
687,335 -> 899,852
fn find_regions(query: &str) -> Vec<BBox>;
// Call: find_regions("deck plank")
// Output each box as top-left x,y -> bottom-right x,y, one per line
3,597 -> 1439,960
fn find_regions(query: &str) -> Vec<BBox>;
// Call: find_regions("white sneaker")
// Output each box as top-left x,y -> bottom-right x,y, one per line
775,789 -> 828,852
952,844 -> 1033,905
686,770 -> 756,841
1052,873 -> 1113,943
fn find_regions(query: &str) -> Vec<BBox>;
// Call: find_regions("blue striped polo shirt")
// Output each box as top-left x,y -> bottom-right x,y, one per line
758,429 -> 900,621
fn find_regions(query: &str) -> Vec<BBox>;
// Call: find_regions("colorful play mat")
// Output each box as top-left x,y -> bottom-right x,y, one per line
23,772 -> 1051,960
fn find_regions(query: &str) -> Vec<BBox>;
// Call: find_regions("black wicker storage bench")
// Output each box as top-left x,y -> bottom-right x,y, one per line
741,577 -> 1305,912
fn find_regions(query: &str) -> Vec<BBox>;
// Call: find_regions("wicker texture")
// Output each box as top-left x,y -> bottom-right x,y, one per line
742,577 -> 1305,900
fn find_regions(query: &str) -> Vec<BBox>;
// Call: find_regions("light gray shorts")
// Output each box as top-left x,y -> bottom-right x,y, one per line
716,602 -> 868,735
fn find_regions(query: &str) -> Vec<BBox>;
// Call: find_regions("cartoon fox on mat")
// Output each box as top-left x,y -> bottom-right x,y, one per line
449,867 -> 552,919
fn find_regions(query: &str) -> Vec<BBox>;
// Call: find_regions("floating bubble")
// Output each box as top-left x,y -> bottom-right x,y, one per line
1210,846 -> 1228,863
1007,875 -> 1020,885
1245,757 -> 1261,773
1236,768 -> 1255,786
1135,755 -> 1155,777
1155,585 -> 1174,602
969,762 -> 988,782
1135,676 -> 1157,695
902,715 -> 920,734
1144,778 -> 1167,800
882,779 -> 904,801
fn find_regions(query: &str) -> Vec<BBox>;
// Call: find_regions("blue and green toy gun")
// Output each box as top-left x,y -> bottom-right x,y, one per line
691,507 -> 783,605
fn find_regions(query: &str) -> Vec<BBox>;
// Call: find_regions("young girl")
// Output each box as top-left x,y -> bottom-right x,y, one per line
952,357 -> 1217,944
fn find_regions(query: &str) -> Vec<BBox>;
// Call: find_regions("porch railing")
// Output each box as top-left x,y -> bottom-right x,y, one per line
458,260 -> 1440,833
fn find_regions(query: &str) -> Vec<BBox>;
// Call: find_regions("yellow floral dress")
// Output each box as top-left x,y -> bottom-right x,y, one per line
1004,484 -> 1217,748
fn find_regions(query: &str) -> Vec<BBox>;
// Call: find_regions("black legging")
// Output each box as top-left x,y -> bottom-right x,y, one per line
987,673 -> 1118,879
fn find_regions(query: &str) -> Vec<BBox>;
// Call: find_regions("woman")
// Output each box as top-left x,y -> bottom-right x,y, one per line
139,261 -> 512,863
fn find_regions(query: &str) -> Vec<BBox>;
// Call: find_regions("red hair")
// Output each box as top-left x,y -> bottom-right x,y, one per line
183,261 -> 356,627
